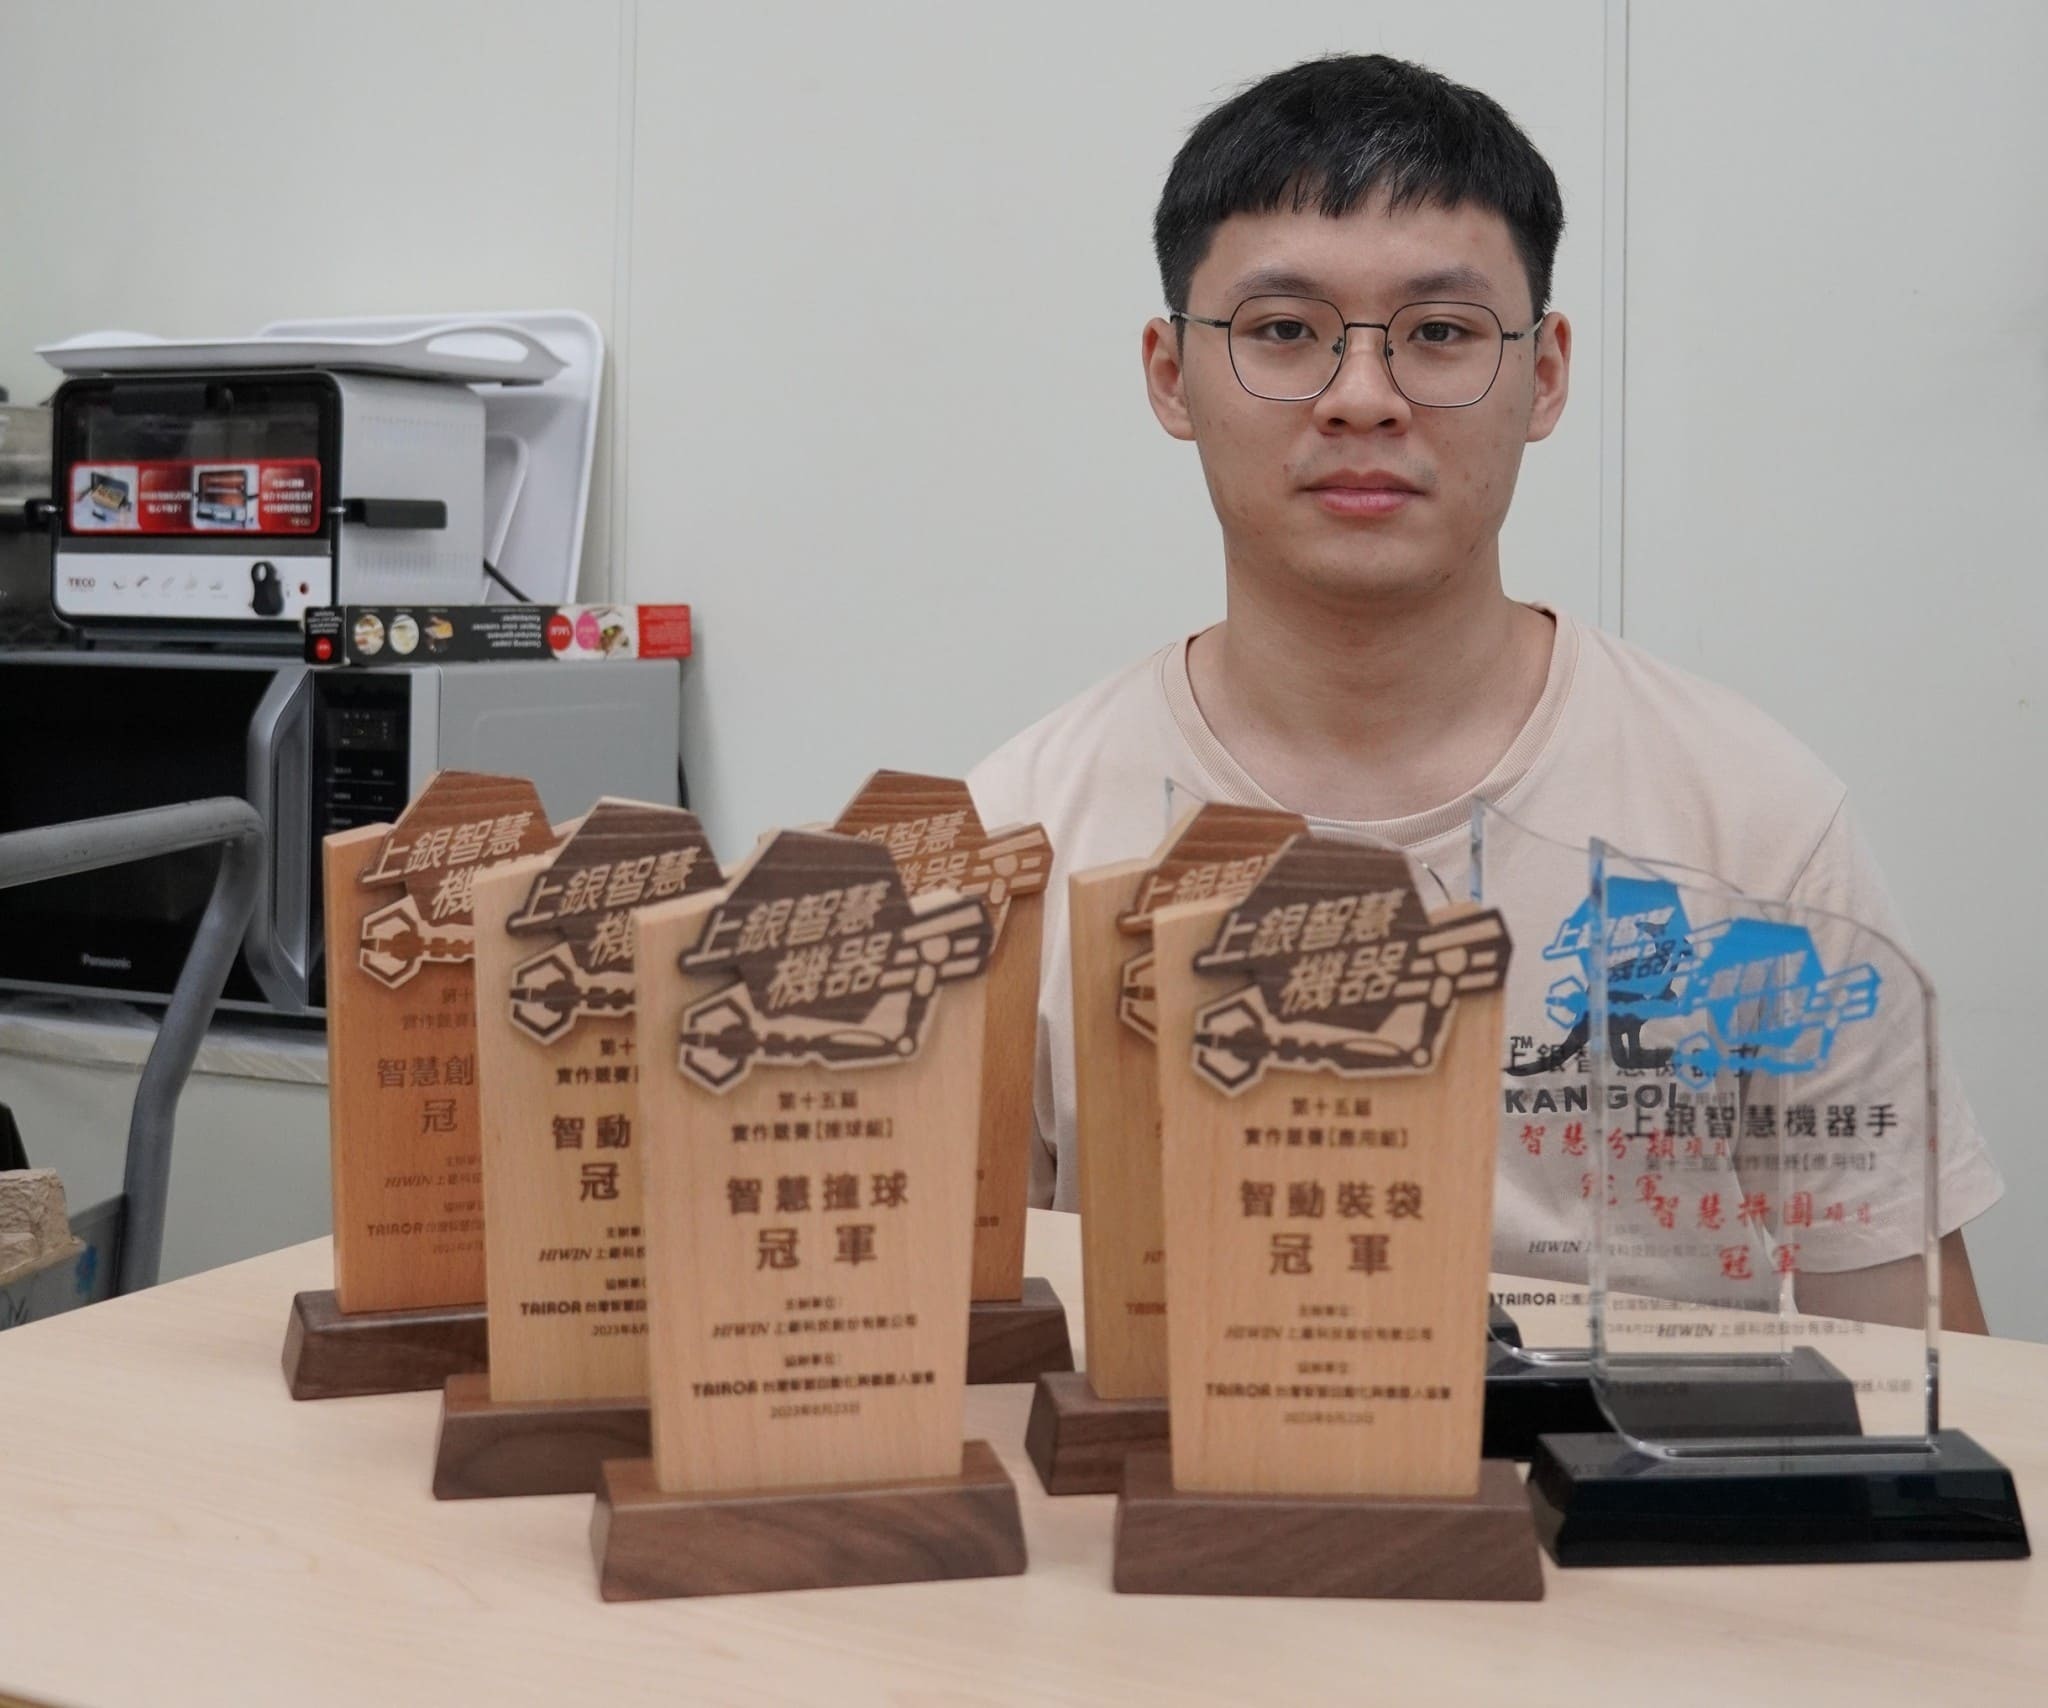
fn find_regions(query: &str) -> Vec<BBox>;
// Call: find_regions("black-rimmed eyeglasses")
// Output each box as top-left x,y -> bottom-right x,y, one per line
1169,296 -> 1543,408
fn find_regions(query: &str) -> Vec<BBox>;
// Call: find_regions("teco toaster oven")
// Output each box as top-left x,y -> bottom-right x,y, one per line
48,370 -> 486,635
0,651 -> 683,1016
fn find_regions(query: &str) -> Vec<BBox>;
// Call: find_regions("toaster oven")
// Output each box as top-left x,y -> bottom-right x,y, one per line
48,369 -> 485,637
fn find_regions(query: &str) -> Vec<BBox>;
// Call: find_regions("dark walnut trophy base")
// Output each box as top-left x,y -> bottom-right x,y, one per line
1027,1302 -> 1556,1495
431,1373 -> 650,1500
1025,1373 -> 1170,1496
1531,1428 -> 2029,1566
282,1290 -> 488,1401
966,1277 -> 1074,1385
1113,1450 -> 1543,1600
590,1440 -> 1028,1601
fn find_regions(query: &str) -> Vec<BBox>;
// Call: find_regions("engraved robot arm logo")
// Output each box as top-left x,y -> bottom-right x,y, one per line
507,946 -> 635,1043
1184,845 -> 1512,1096
1117,950 -> 1160,1042
358,895 -> 475,989
500,800 -> 725,1044
354,774 -> 556,988
1110,805 -> 1310,1046
954,825 -> 1051,942
676,836 -> 993,1093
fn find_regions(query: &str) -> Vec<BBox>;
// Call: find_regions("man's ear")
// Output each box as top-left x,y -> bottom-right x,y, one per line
1525,311 -> 1571,445
1143,316 -> 1198,442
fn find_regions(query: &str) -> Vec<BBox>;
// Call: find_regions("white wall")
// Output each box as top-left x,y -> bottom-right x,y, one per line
0,0 -> 628,591
621,0 -> 1613,853
2,1 -> 2041,1334
1621,0 -> 2048,1337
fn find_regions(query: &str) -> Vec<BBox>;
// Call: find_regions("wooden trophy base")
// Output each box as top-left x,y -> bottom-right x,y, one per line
282,1289 -> 488,1400
431,1372 -> 651,1499
1113,1450 -> 1544,1600
1023,1319 -> 1540,1492
1024,1371 -> 1170,1495
965,1276 -> 1075,1385
591,1439 -> 1028,1601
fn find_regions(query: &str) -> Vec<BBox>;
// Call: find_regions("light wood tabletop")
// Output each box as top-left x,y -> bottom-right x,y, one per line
0,1209 -> 2042,1708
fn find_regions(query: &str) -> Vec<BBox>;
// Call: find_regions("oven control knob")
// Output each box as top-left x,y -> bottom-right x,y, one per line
250,561 -> 285,616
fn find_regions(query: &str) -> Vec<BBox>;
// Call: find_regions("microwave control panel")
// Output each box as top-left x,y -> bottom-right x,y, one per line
313,683 -> 412,838
307,675 -> 414,993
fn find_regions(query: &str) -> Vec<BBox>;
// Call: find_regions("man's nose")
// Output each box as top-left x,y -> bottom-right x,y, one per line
1312,328 -> 1411,429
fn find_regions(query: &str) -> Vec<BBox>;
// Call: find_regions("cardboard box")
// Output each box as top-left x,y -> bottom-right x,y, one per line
305,604 -> 692,667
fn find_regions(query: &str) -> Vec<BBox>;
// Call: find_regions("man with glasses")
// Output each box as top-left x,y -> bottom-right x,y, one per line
969,53 -> 2000,1329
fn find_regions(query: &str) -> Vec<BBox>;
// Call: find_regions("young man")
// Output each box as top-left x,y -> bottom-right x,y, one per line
969,53 -> 1999,1330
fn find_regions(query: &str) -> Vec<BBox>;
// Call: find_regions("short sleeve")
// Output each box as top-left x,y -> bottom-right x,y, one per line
1767,796 -> 2003,1270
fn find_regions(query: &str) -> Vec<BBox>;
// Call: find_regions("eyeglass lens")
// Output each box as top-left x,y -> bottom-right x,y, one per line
1225,296 -> 1508,406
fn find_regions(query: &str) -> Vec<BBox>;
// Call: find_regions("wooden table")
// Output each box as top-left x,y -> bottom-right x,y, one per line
1,1210 -> 2042,1707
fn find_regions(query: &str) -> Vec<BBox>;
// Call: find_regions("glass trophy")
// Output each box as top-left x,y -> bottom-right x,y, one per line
1468,798 -> 1648,1455
1524,838 -> 2029,1564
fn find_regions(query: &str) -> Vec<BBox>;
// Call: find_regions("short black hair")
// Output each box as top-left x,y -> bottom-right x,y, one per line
1154,54 -> 1565,320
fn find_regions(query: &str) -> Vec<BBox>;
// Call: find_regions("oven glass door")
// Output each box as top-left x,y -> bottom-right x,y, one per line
56,377 -> 330,540
0,659 -> 298,1006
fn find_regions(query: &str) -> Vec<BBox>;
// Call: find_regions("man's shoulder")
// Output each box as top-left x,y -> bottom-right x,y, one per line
1561,618 -> 1848,869
1575,620 -> 1843,788
967,642 -> 1184,858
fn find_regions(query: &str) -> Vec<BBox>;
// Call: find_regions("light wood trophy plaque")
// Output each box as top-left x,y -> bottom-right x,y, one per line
830,770 -> 1072,1385
591,829 -> 1027,1599
1113,833 -> 1543,1600
283,771 -> 558,1400
431,799 -> 724,1499
1026,803 -> 1304,1493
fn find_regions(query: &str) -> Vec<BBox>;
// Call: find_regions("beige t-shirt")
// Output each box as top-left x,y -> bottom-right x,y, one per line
967,608 -> 2001,1289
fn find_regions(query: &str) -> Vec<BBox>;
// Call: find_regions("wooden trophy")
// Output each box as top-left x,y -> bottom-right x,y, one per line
1025,803 -> 1304,1493
283,771 -> 558,1399
431,799 -> 724,1498
591,829 -> 1027,1599
1113,834 -> 1544,1600
830,770 -> 1071,1384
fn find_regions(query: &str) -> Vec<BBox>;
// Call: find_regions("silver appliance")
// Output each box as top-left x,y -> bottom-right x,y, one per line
0,653 -> 683,1016
46,369 -> 486,637
0,400 -> 59,646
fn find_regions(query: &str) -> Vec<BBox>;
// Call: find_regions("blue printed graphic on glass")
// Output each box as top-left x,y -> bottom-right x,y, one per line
1538,879 -> 1879,1085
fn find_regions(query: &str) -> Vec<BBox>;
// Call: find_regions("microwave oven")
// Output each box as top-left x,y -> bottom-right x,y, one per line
0,652 -> 682,1016
47,369 -> 485,637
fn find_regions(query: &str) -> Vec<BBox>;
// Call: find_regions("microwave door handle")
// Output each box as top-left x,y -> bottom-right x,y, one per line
242,668 -> 315,1014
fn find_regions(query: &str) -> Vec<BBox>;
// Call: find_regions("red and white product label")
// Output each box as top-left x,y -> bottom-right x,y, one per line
69,459 -> 323,535
543,604 -> 694,661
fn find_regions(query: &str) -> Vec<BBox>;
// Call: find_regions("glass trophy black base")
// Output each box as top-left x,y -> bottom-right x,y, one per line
1528,1428 -> 2030,1566
1487,1300 -> 1523,1349
1482,1344 -> 1603,1460
1483,1341 -> 1865,1462
1597,1344 -> 1866,1442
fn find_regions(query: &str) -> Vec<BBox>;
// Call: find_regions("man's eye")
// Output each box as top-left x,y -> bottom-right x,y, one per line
1412,320 -> 1468,345
1248,319 -> 1314,344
